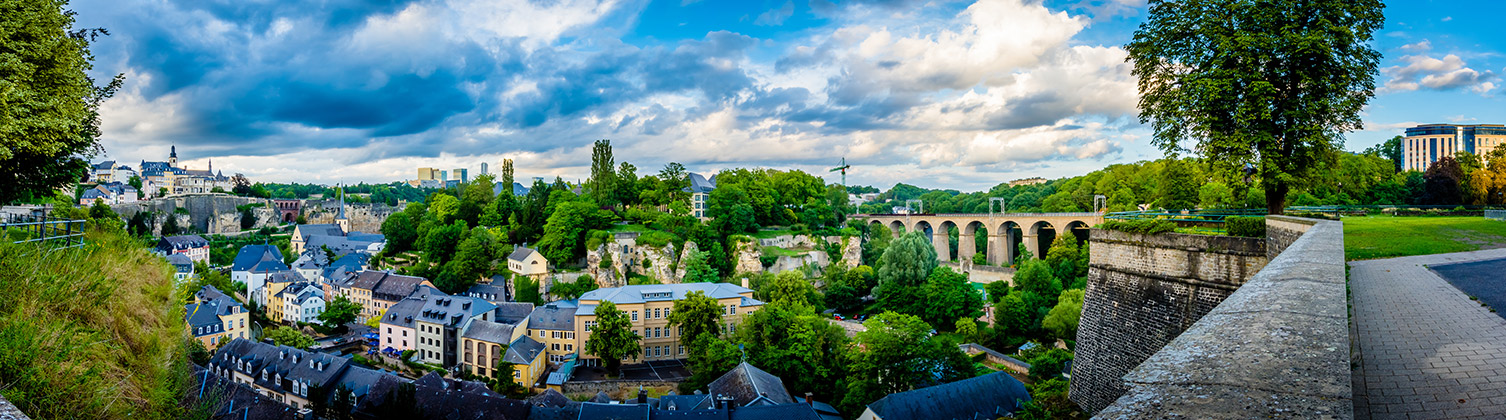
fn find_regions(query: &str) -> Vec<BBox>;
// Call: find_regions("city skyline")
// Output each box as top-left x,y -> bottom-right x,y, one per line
76,0 -> 1505,190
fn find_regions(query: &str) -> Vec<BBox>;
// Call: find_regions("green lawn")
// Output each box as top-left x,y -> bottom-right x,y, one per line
751,228 -> 794,239
761,245 -> 803,257
1342,215 -> 1506,260
607,224 -> 651,233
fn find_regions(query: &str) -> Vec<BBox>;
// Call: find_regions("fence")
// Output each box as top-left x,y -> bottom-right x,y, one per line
1,212 -> 88,251
1488,210 -> 1506,221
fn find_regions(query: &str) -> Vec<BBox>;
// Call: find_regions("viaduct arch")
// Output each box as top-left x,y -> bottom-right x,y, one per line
857,212 -> 1104,265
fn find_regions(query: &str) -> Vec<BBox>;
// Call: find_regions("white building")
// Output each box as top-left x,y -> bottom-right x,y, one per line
279,282 -> 326,324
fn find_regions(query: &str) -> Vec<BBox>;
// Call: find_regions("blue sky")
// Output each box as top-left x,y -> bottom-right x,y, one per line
75,0 -> 1505,191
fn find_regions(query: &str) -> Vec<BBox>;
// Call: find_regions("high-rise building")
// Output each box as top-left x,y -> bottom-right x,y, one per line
452,168 -> 468,183
480,162 -> 489,175
1404,124 -> 1506,172
439,170 -> 448,182
417,167 -> 440,181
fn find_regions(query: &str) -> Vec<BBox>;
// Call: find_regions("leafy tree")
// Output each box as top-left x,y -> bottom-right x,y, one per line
537,200 -> 610,264
875,232 -> 938,316
187,338 -> 211,365
842,312 -> 975,414
1042,289 -> 1085,341
239,208 -> 256,230
127,211 -> 151,236
1021,347 -> 1074,383
501,159 -> 515,192
955,318 -> 978,342
380,211 -> 418,253
993,292 -> 1036,342
0,0 -> 121,204
161,214 -> 182,236
588,139 -> 617,206
734,300 -> 850,402
439,228 -> 498,293
265,326 -> 316,349
584,301 -> 641,377
88,198 -> 117,221
329,384 -> 355,420
1126,0 -> 1384,214
1044,234 -> 1087,285
615,162 -> 641,206
984,281 -> 1010,304
1197,181 -> 1235,209
419,220 -> 466,264
1363,135 -> 1403,172
679,334 -> 741,394
764,271 -> 820,308
549,275 -> 599,300
1421,156 -> 1464,205
491,356 -> 527,398
919,266 -> 983,330
126,175 -> 143,191
1014,258 -> 1062,303
513,276 -> 543,305
1014,378 -> 1086,420
682,250 -> 719,283
1156,159 -> 1198,210
318,296 -> 363,329
667,290 -> 724,351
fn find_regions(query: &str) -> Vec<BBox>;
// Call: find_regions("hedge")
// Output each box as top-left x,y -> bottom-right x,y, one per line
1098,219 -> 1177,235
1225,216 -> 1266,238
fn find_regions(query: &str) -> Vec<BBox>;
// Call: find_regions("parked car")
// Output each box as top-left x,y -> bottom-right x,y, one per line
833,313 -> 844,320
855,314 -> 867,322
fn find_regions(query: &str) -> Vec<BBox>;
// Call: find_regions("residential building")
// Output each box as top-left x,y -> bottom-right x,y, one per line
857,371 -> 1030,420
508,246 -> 549,279
346,271 -> 434,322
185,286 -> 248,350
1009,177 -> 1048,187
355,372 -> 530,419
137,146 -> 231,195
88,161 -> 138,185
566,363 -> 839,420
293,248 -> 370,283
709,362 -> 797,407
460,319 -> 546,389
157,234 -> 210,263
291,224 -> 343,255
166,253 -> 196,282
78,182 -> 139,205
378,286 -> 442,352
527,300 -> 578,363
263,271 -> 308,322
277,282 -> 326,324
574,283 -> 763,366
207,338 -> 354,411
230,244 -> 289,306
413,294 -> 498,367
685,172 -> 717,220
290,195 -> 385,256
1403,124 -> 1506,171
464,278 -> 511,305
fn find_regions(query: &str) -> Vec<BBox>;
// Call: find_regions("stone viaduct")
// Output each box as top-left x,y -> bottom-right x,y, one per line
854,212 -> 1104,264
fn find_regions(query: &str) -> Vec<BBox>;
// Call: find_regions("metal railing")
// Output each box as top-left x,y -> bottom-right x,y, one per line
1,213 -> 87,251
1487,210 -> 1506,221
1105,208 -> 1267,223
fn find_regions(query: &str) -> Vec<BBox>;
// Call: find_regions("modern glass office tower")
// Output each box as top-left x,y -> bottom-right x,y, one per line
1403,124 -> 1506,171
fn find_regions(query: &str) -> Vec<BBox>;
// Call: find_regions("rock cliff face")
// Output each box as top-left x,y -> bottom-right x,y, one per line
111,194 -> 282,235
586,237 -> 694,286
301,199 -> 398,233
729,234 -> 862,276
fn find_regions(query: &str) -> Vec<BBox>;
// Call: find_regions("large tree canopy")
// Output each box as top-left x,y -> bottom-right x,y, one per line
0,0 -> 122,204
1127,0 -> 1384,214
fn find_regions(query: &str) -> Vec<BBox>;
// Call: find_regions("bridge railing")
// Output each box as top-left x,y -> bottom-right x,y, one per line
1104,208 -> 1267,224
856,212 -> 1105,217
1,213 -> 87,251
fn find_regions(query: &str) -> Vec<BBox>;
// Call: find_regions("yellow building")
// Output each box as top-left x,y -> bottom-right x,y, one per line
346,271 -> 434,322
526,300 -> 579,363
461,319 -> 547,390
186,286 -> 250,351
573,283 -> 763,367
1403,124 -> 1506,172
261,272 -> 302,323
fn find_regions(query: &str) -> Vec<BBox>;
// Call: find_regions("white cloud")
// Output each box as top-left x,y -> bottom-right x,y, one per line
1382,54 -> 1498,94
1397,40 -> 1431,52
754,1 -> 795,26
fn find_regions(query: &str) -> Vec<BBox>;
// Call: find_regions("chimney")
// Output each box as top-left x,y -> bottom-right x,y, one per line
740,277 -> 749,289
637,387 -> 647,405
805,392 -> 813,406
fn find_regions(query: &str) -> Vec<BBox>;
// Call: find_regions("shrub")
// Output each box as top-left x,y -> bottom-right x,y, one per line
1098,219 -> 1177,234
1225,216 -> 1266,238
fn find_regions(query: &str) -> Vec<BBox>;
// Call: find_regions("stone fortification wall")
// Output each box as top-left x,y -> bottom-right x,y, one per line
111,194 -> 282,235
301,199 -> 398,233
1095,217 -> 1349,419
1069,229 -> 1268,414
560,379 -> 682,398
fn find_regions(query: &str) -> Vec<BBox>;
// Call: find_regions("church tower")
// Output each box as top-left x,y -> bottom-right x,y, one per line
335,184 -> 350,234
168,145 -> 178,167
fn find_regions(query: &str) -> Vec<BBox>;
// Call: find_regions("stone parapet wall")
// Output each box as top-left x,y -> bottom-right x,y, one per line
1265,215 -> 1318,259
0,394 -> 29,420
1069,229 -> 1268,413
1094,217 -> 1350,419
561,379 -> 682,397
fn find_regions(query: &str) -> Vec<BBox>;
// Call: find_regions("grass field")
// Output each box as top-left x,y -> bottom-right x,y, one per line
1343,215 -> 1506,260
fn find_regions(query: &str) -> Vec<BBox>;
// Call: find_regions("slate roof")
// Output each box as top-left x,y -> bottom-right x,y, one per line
160,235 -> 209,251
863,371 -> 1030,420
494,302 -> 535,324
416,295 -> 497,328
305,235 -> 381,257
576,284 -> 755,315
503,335 -> 545,365
685,173 -> 717,194
579,402 -> 648,420
528,405 -> 579,420
358,372 -> 530,420
166,253 -> 195,273
264,271 -> 306,285
81,187 -> 112,201
210,338 -> 352,398
186,302 -> 226,336
231,245 -> 287,272
528,300 -> 576,331
658,394 -> 713,411
493,182 -> 531,197
186,366 -> 301,420
466,282 -> 510,305
352,271 -> 431,301
508,246 -> 541,262
295,224 -> 345,242
708,362 -> 796,407
196,285 -> 236,305
328,364 -> 387,402
461,320 -> 516,345
731,403 -> 826,420
381,293 -> 433,330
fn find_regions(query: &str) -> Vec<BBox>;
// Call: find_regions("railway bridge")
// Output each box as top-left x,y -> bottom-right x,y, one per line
853,212 -> 1104,264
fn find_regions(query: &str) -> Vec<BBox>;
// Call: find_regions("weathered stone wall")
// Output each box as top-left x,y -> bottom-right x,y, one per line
111,194 -> 282,235
0,394 -> 30,420
1095,217 -> 1349,419
1069,229 -> 1268,414
939,261 -> 1015,285
1265,215 -> 1317,259
301,199 -> 398,234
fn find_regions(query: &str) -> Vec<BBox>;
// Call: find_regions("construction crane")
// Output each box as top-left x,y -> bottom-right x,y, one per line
829,157 -> 852,190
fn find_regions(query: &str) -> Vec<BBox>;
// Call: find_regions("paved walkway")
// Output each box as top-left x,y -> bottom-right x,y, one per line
1351,249 -> 1506,420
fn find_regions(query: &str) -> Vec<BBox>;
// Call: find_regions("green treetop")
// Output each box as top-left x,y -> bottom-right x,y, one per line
584,301 -> 641,377
667,290 -> 724,352
875,232 -> 938,315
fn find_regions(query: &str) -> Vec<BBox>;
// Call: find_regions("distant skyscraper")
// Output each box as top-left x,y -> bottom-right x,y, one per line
480,162 -> 489,175
1403,124 -> 1506,171
417,167 -> 440,180
439,170 -> 448,182
452,168 -> 468,183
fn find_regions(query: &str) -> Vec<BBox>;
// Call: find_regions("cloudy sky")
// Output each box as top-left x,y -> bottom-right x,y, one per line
75,0 -> 1504,191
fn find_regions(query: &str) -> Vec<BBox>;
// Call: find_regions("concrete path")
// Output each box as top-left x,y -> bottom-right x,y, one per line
1350,249 -> 1506,420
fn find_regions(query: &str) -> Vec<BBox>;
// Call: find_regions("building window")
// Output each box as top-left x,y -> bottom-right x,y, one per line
631,311 -> 638,321
653,308 -> 660,319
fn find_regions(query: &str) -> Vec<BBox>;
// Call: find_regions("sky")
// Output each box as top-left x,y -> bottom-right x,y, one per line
74,0 -> 1506,192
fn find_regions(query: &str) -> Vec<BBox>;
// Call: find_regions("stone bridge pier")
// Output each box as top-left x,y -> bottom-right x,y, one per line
856,212 -> 1103,265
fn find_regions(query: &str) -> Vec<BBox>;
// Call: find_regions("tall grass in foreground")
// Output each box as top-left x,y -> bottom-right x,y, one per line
0,226 -> 199,419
